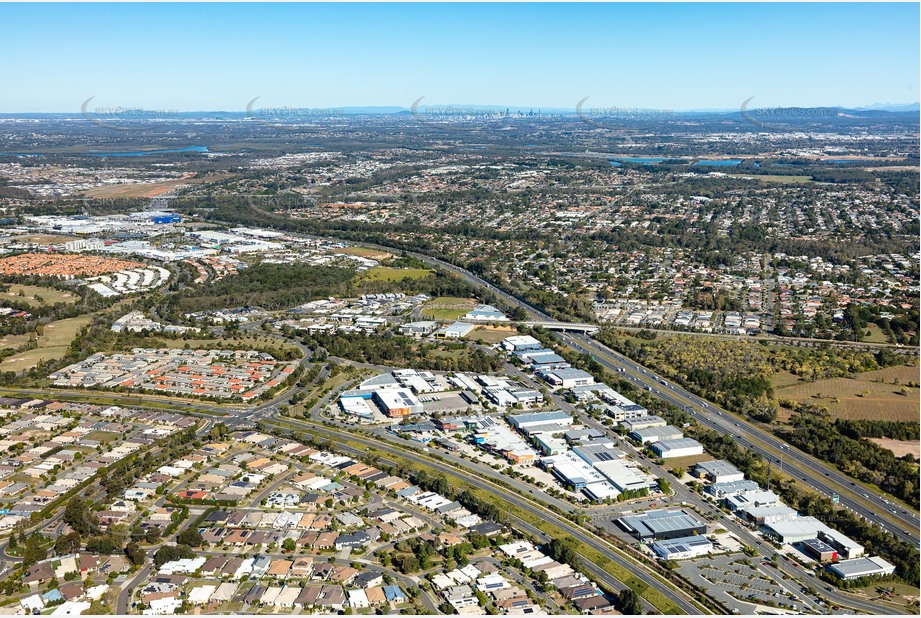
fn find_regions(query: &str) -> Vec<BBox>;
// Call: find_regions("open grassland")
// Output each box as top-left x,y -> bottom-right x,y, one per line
770,370 -> 802,388
776,376 -> 920,421
0,314 -> 92,372
857,364 -> 920,384
81,172 -> 232,199
466,325 -> 517,344
11,234 -> 78,244
2,284 -> 78,307
862,323 -> 891,344
730,174 -> 813,184
359,266 -> 432,282
0,333 -> 32,351
335,246 -> 393,260
420,296 -> 477,320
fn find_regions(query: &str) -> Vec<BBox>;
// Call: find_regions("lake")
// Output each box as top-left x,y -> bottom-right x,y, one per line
694,159 -> 742,166
614,157 -> 667,164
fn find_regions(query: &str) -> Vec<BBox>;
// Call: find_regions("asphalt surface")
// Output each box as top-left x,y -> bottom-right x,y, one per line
562,331 -> 920,546
380,242 -> 920,547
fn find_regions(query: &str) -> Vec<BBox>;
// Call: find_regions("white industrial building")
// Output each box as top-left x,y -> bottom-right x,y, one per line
652,438 -> 704,459
508,410 -> 573,431
631,425 -> 683,444
827,556 -> 895,581
705,479 -> 761,498
398,321 -> 438,337
725,490 -> 780,512
651,535 -> 715,560
764,516 -> 864,558
620,416 -> 666,432
695,460 -> 745,484
741,504 -> 799,525
538,368 -> 595,388
500,335 -> 543,352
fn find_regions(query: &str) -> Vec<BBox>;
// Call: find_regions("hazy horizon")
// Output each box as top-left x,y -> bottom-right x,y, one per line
0,3 -> 918,113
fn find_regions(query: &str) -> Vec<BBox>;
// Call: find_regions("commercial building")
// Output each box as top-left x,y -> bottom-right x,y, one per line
541,452 -> 608,491
500,336 -> 542,352
801,538 -> 838,562
617,510 -> 706,540
508,411 -> 573,432
741,504 -> 798,525
694,460 -> 745,484
630,425 -> 683,445
705,479 -> 761,499
463,305 -> 508,321
651,535 -> 714,560
435,322 -> 475,339
594,460 -> 658,493
597,389 -> 648,421
826,556 -> 895,581
470,416 -> 537,465
621,415 -> 667,432
372,389 -> 423,418
764,516 -> 864,558
724,491 -> 780,512
537,368 -> 595,388
652,438 -> 704,459
398,321 -> 438,337
571,444 -> 626,466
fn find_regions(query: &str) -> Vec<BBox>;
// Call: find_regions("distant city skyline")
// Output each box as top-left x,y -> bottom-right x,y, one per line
1,3 -> 918,113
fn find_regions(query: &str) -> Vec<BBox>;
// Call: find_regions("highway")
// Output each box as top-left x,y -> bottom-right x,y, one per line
561,331 -> 920,546
262,415 -> 711,615
374,241 -> 921,547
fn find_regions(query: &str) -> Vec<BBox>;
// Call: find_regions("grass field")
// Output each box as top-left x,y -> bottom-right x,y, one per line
81,172 -> 230,199
154,334 -> 300,356
729,174 -> 813,184
84,430 -> 120,444
359,266 -> 432,283
10,234 -> 78,244
0,314 -> 92,373
420,296 -> 477,320
857,364 -> 920,384
770,370 -> 802,388
466,325 -> 517,344
0,333 -> 32,351
660,453 -> 712,469
2,284 -> 78,307
335,246 -> 393,260
775,374 -> 920,421
862,324 -> 890,344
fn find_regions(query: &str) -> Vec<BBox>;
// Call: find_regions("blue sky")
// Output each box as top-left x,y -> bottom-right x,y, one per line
1,3 -> 918,112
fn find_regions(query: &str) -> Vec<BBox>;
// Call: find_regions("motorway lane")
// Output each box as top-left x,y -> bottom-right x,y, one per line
263,416 -> 709,615
499,359 -> 899,614
380,245 -> 920,547
563,332 -> 921,546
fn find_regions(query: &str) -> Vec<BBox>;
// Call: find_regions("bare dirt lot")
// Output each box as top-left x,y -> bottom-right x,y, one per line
868,438 -> 920,459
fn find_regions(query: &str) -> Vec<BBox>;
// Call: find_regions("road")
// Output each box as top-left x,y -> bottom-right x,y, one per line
368,241 -> 920,546
561,331 -> 920,546
264,412 -> 716,615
